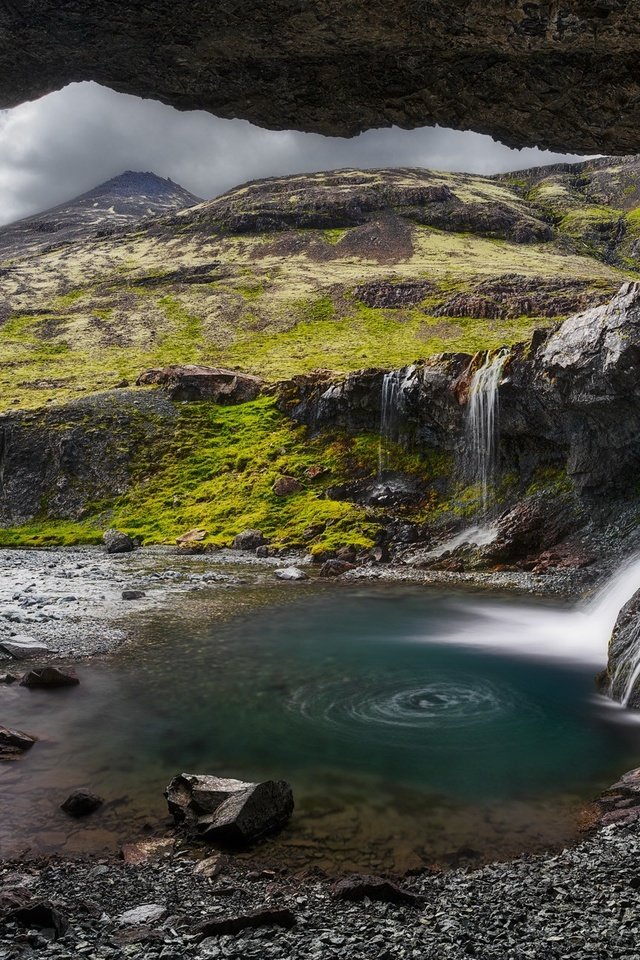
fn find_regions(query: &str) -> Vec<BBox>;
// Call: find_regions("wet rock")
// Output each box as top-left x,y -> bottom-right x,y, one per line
0,636 -> 55,660
165,773 -> 294,845
193,906 -> 296,938
60,790 -> 104,817
272,475 -> 303,496
9,902 -> 69,939
122,589 -> 145,600
483,494 -> 578,565
591,767 -> 640,828
607,588 -> 640,707
137,365 -> 262,403
20,666 -> 80,688
121,837 -> 175,865
332,875 -> 423,906
232,529 -> 267,551
0,726 -> 37,760
118,903 -> 167,926
0,673 -> 20,684
103,529 -> 135,554
275,567 -> 308,581
319,559 -> 356,578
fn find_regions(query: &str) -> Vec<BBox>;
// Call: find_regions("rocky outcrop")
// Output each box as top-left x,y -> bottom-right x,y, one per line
606,588 -> 640,708
0,391 -> 177,526
165,773 -> 294,846
591,767 -> 640,829
136,365 -> 263,403
2,3 -> 640,153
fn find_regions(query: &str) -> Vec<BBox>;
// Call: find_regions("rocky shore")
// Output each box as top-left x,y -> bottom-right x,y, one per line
1,818 -> 639,959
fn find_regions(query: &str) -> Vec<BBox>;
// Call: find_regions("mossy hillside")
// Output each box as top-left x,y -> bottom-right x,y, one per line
0,397 -> 453,552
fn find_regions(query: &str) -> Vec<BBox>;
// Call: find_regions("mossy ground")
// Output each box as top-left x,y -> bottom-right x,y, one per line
0,397 -> 454,552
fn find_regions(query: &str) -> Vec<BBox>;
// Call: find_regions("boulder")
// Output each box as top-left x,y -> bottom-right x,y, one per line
319,559 -> 356,578
165,773 -> 294,846
275,567 -> 308,581
103,529 -> 135,554
607,588 -> 640,707
0,726 -> 37,760
122,589 -> 145,600
176,528 -> 207,544
136,365 -> 263,404
60,790 -> 103,817
20,666 -> 80,688
272,475 -> 303,496
0,637 -> 55,660
232,529 -> 267,551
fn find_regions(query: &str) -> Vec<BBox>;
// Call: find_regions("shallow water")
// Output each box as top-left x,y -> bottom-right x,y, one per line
2,580 -> 640,872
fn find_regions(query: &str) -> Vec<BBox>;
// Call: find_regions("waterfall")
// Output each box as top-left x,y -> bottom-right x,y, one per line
464,351 -> 508,514
378,368 -> 413,476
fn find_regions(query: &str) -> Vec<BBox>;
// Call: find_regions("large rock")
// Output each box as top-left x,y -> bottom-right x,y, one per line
103,529 -> 135,554
60,790 -> 104,817
1,3 -> 640,154
136,365 -> 262,404
165,773 -> 294,846
0,726 -> 38,760
20,666 -> 80,688
232,529 -> 267,551
607,588 -> 640,708
0,637 -> 55,660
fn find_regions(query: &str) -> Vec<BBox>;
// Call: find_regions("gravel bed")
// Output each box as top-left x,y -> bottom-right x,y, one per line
1,821 -> 639,958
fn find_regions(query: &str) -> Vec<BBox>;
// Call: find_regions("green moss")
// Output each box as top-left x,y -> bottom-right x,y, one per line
0,519 -> 103,548
525,465 -> 574,497
324,228 -> 348,245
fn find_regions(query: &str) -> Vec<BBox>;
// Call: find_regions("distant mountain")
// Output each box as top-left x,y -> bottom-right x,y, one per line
0,171 -> 202,260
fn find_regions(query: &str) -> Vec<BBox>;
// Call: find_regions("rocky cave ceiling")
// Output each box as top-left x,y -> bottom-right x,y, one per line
1,0 -> 639,154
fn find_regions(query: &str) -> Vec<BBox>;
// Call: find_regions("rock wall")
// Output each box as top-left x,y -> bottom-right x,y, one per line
279,283 -> 640,497
2,2 -> 640,153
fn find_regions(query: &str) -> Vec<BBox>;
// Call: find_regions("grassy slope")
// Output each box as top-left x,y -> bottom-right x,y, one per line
0,163 -> 637,548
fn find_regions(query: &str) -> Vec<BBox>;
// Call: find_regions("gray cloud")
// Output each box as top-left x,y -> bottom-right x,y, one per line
0,82 -> 588,226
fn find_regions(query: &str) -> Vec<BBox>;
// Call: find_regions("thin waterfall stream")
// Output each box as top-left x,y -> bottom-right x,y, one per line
464,350 -> 508,515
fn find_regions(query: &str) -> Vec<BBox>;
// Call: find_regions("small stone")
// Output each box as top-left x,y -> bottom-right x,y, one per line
20,666 -> 80,688
275,567 -> 308,581
272,476 -> 303,496
176,528 -> 207,544
121,838 -> 175,865
60,790 -> 104,817
0,726 -> 38,753
305,465 -> 329,480
118,903 -> 167,926
122,589 -> 145,600
319,559 -> 356,578
193,853 -> 227,879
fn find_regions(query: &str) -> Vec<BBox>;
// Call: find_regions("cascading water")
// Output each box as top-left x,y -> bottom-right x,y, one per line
464,351 -> 508,515
378,367 -> 413,476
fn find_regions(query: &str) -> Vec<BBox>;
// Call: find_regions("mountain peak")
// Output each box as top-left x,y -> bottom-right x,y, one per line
0,171 -> 203,260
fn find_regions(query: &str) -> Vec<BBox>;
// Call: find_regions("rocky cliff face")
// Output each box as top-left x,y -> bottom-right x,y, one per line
1,2 -> 640,153
607,588 -> 640,709
279,282 -> 640,496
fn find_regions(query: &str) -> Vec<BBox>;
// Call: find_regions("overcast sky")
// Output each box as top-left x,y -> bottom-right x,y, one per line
0,81 -> 587,226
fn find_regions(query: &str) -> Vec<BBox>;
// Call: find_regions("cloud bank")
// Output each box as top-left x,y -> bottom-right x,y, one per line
0,82 -> 587,226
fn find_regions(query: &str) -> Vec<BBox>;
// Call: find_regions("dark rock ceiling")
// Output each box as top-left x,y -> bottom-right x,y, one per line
1,1 -> 639,153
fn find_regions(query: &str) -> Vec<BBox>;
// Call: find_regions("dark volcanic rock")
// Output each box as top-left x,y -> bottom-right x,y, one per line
482,494 -> 579,564
165,773 -> 294,846
20,666 -> 80,688
607,588 -> 640,708
8,902 -> 69,939
0,725 -> 37,760
591,767 -> 640,829
60,790 -> 104,817
319,559 -> 357,578
104,529 -> 135,554
2,3 -> 640,154
332,875 -> 423,906
232,529 -> 268,551
194,906 -> 296,938
136,365 -> 263,403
